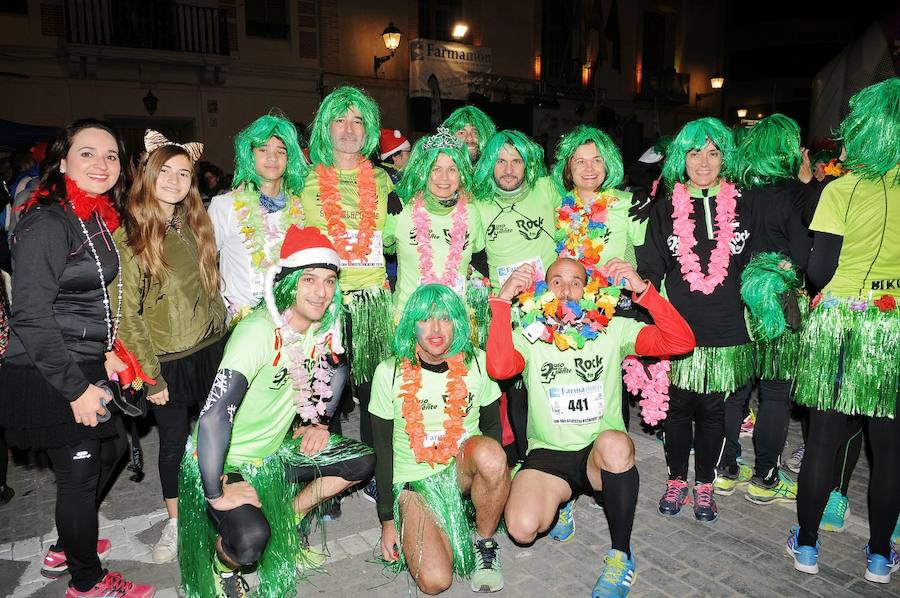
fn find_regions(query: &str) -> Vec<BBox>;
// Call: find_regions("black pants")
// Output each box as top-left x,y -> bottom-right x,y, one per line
662,386 -> 726,484
501,376 -> 528,465
717,382 -> 753,472
0,429 -> 8,486
151,404 -> 192,499
340,303 -> 373,447
832,416 -> 863,495
46,430 -> 127,591
797,404 -> 900,557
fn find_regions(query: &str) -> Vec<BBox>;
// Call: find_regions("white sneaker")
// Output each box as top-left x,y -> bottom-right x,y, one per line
152,518 -> 178,563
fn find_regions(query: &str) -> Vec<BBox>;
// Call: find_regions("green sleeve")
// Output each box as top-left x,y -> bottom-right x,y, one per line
218,315 -> 272,384
383,212 -> 398,254
809,180 -> 847,236
367,359 -> 397,420
611,316 -> 645,357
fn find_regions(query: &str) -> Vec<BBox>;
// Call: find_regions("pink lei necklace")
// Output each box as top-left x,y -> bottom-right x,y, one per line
411,194 -> 468,287
671,180 -> 738,295
281,327 -> 336,423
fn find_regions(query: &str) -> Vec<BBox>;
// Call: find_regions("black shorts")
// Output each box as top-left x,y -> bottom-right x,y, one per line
521,443 -> 594,498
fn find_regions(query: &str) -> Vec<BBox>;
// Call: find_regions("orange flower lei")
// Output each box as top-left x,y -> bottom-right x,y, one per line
316,159 -> 379,263
400,353 -> 470,466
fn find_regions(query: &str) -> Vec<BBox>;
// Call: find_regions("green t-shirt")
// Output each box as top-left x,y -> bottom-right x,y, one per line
515,316 -> 645,452
476,176 -> 561,291
597,189 -> 648,268
810,166 -> 900,298
384,197 -> 485,319
368,350 -> 500,483
300,164 -> 393,291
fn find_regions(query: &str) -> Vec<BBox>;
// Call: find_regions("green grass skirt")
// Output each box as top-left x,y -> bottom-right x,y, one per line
345,286 -> 393,385
668,343 -> 755,393
752,292 -> 810,381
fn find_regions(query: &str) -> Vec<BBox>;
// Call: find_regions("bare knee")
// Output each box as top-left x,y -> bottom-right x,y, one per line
415,567 -> 453,595
591,431 -> 635,473
466,437 -> 507,482
504,505 -> 540,544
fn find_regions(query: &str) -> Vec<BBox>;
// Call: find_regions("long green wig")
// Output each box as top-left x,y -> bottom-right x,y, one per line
392,284 -> 475,365
661,117 -> 735,188
734,114 -> 802,189
395,131 -> 474,203
232,113 -> 308,196
267,268 -> 342,336
442,106 -> 497,158
472,129 -> 547,201
308,86 -> 381,166
551,125 -> 624,195
839,77 -> 900,182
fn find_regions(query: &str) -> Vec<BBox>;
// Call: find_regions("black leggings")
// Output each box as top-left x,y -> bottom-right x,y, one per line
0,429 -> 8,486
717,382 -> 753,471
151,404 -> 192,499
797,405 -> 900,557
502,376 -> 528,465
662,386 -> 726,484
752,380 -> 793,479
46,430 -> 127,591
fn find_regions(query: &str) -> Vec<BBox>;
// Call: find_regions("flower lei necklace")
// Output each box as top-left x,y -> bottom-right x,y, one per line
622,356 -> 670,426
411,193 -> 468,287
400,353 -> 469,466
555,189 -> 617,271
671,180 -> 738,294
317,159 -> 378,263
234,189 -> 304,269
279,325 -> 336,422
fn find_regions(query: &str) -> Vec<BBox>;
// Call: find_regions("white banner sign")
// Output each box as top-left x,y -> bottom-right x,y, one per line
409,38 -> 492,100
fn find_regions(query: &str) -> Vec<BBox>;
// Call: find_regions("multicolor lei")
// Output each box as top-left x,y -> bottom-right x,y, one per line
233,191 -> 303,269
412,194 -> 469,287
400,354 -> 469,466
622,356 -> 670,426
317,159 -> 378,263
671,180 -> 738,295
811,292 -> 897,312
281,326 -> 336,422
514,273 -> 620,350
555,190 -> 617,271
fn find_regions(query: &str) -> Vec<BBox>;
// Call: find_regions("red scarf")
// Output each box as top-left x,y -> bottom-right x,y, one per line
23,176 -> 120,232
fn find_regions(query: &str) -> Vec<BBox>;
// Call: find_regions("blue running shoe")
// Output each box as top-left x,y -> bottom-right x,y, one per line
592,549 -> 635,597
892,515 -> 900,548
548,499 -> 575,542
692,483 -> 718,523
864,545 -> 899,584
786,526 -> 819,574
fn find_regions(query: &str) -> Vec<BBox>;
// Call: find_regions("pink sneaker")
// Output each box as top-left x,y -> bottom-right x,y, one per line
42,539 -> 112,579
65,571 -> 155,598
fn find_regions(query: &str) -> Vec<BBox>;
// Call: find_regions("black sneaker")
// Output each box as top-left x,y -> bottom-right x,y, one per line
322,499 -> 342,521
362,479 -> 377,504
215,570 -> 249,598
0,484 -> 14,506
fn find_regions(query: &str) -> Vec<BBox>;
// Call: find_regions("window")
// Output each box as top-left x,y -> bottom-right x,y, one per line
418,0 -> 461,41
1,0 -> 28,15
246,0 -> 289,39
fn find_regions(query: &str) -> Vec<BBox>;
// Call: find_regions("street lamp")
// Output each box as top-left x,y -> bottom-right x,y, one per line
736,108 -> 748,118
451,23 -> 468,39
374,22 -> 402,76
695,74 -> 725,105
143,89 -> 158,116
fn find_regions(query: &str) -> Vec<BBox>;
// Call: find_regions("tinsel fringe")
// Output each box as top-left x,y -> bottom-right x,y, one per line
740,251 -> 800,341
794,303 -> 900,417
754,293 -> 809,381
668,343 -> 755,393
345,286 -> 393,385
466,280 -> 491,349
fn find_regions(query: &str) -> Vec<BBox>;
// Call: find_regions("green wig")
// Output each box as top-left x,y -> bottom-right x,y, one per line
267,268 -> 342,336
472,129 -> 547,201
391,284 -> 475,365
734,114 -> 802,189
661,117 -> 735,188
839,77 -> 900,182
550,125 -> 624,195
308,86 -> 381,167
395,130 -> 474,203
442,106 -> 497,159
232,113 -> 308,196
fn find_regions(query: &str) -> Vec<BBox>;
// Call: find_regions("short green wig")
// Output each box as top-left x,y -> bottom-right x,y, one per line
839,77 -> 900,182
661,117 -> 735,187
395,132 -> 474,203
268,268 -> 342,335
392,284 -> 474,365
551,125 -> 624,195
734,114 -> 802,189
472,129 -> 547,201
308,86 -> 381,167
442,106 -> 497,159
232,113 -> 308,196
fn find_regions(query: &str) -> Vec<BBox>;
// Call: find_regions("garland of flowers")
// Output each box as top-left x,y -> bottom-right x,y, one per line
622,356 -> 670,426
671,180 -> 738,295
514,273 -> 621,351
317,159 -> 378,263
412,194 -> 468,287
823,159 -> 844,178
555,190 -> 617,271
811,292 -> 897,313
282,328 -> 336,422
233,192 -> 304,269
400,353 -> 469,466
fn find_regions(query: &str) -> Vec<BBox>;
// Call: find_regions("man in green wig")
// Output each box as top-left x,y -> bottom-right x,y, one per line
443,105 -> 497,163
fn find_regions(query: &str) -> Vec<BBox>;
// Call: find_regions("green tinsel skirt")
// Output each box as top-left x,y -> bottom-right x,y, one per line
753,292 -> 810,381
177,433 -> 373,598
466,279 -> 491,349
794,300 -> 900,418
668,343 -> 755,394
344,286 -> 393,385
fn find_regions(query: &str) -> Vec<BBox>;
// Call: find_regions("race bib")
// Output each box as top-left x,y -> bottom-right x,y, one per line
418,273 -> 466,297
423,430 -> 468,448
497,256 -> 545,286
340,230 -> 385,268
547,381 -> 604,424
250,269 -> 265,299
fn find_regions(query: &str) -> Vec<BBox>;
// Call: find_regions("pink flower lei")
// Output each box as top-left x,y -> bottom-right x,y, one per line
671,180 -> 739,295
622,356 -> 670,426
281,328 -> 335,423
412,194 -> 469,287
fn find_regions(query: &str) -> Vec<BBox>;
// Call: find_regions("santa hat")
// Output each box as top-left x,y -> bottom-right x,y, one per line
379,128 -> 410,160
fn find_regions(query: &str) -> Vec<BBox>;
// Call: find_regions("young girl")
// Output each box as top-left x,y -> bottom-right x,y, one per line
114,131 -> 227,563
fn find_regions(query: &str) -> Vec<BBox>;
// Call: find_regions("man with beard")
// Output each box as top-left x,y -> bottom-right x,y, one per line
443,106 -> 497,163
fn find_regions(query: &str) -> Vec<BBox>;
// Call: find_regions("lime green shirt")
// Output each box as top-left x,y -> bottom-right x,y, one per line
598,189 -> 648,268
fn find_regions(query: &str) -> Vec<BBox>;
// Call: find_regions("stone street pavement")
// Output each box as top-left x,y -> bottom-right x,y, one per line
2,404 -> 898,597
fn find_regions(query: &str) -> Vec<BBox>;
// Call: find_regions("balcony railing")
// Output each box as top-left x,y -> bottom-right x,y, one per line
65,0 -> 229,56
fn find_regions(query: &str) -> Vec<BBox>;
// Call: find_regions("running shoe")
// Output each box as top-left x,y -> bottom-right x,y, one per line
548,499 -> 575,541
471,538 -> 503,592
0,484 -> 13,506
215,570 -> 249,598
361,478 -> 377,504
658,479 -> 689,517
739,409 -> 756,438
785,444 -> 805,474
746,469 -> 797,505
713,463 -> 752,496
692,483 -> 718,523
864,544 -> 899,584
892,515 -> 900,547
322,498 -> 342,521
151,518 -> 178,563
65,570 -> 155,598
43,539 -> 112,579
786,526 -> 819,574
819,491 -> 850,532
591,549 -> 635,597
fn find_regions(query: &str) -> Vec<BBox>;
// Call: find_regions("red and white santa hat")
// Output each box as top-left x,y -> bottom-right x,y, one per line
379,128 -> 411,160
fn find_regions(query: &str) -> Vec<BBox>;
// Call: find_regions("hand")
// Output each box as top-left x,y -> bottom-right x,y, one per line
298,425 -> 330,456
207,477 -> 261,512
498,264 -> 535,301
600,258 -> 648,294
70,384 -> 109,427
380,520 -> 400,562
798,148 -> 813,183
149,388 -> 169,406
103,351 -> 127,379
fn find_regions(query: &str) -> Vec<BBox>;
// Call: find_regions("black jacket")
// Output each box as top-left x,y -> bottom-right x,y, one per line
741,180 -> 813,273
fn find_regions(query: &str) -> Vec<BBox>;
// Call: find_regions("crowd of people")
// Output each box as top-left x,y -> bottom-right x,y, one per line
0,76 -> 898,598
